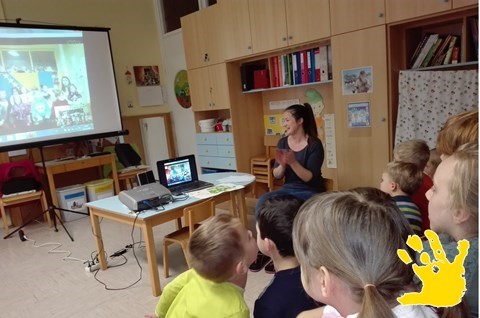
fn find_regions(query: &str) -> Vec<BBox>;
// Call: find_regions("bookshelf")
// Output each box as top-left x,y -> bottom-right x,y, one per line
240,43 -> 333,93
388,7 -> 478,143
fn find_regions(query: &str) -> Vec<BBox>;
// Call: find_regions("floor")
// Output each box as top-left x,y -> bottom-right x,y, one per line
0,198 -> 273,318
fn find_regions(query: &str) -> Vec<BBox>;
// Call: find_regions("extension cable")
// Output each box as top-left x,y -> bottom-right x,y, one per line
85,262 -> 103,272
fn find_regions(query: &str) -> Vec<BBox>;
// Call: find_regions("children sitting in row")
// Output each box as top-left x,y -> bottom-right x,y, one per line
254,194 -> 318,317
293,188 -> 438,317
380,161 -> 423,235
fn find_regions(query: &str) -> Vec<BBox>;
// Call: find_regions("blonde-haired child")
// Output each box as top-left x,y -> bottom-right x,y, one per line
146,214 -> 258,318
380,161 -> 424,235
293,188 -> 438,318
425,142 -> 478,317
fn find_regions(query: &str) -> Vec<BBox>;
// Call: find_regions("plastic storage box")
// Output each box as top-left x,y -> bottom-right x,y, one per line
85,178 -> 114,202
56,184 -> 88,222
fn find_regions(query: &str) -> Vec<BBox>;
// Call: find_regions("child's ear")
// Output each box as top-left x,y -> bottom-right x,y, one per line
319,266 -> 332,297
235,260 -> 248,275
264,238 -> 277,253
453,207 -> 471,224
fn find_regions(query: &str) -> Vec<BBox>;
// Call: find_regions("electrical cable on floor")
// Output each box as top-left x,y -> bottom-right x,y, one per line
19,229 -> 89,264
92,211 -> 143,291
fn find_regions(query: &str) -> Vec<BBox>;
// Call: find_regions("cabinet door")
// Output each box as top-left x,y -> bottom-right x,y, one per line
453,0 -> 477,8
181,11 -> 205,70
331,26 -> 389,189
219,0 -> 253,59
181,6 -> 222,69
188,68 -> 211,111
248,0 -> 288,53
209,63 -> 231,110
329,0 -> 385,35
285,0 -> 330,44
202,5 -> 224,65
386,0 -> 452,23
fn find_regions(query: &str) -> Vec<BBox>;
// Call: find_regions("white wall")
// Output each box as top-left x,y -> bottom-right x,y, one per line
155,3 -> 197,158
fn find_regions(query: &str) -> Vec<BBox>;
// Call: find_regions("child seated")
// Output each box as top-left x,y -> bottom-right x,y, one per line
293,188 -> 438,317
146,214 -> 258,318
394,139 -> 432,231
254,195 -> 319,318
380,161 -> 424,236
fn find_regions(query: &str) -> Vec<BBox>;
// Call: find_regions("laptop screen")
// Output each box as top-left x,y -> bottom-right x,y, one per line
157,154 -> 199,188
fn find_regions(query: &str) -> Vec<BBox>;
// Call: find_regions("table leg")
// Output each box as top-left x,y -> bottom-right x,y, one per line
229,192 -> 237,218
144,223 -> 161,296
237,189 -> 248,226
110,156 -> 121,194
90,209 -> 107,270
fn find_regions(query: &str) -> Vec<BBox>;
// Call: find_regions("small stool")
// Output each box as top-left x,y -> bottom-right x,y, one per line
250,155 -> 275,198
0,190 -> 51,235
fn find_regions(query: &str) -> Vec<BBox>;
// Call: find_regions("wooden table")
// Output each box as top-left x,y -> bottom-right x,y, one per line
86,172 -> 254,296
35,154 -> 120,219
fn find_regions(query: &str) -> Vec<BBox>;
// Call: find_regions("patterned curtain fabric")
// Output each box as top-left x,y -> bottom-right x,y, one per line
395,70 -> 478,149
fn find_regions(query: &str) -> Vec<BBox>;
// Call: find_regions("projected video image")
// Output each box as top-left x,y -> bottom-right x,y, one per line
165,160 -> 192,186
0,28 -> 93,141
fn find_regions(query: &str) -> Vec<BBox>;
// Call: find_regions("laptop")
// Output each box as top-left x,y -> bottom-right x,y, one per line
157,154 -> 213,195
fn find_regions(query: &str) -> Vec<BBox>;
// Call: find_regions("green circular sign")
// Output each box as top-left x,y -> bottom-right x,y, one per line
174,70 -> 191,108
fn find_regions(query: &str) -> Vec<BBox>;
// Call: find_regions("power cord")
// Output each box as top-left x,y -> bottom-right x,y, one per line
92,212 -> 143,291
18,229 -> 89,264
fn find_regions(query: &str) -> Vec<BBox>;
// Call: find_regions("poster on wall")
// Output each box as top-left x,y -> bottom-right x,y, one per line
348,102 -> 371,128
133,65 -> 164,106
342,66 -> 373,95
174,70 -> 191,108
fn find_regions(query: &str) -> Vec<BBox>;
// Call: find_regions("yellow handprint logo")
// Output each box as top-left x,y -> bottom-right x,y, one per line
397,230 -> 469,307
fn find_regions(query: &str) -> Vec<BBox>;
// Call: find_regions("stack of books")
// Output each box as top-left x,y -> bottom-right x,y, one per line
409,33 -> 460,69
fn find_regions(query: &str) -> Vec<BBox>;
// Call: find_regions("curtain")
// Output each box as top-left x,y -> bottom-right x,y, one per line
395,70 -> 478,149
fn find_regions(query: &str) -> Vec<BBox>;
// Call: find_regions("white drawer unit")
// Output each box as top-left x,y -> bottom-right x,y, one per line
196,132 -> 237,171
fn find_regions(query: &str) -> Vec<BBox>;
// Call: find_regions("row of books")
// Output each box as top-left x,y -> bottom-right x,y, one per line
269,45 -> 332,88
409,33 -> 460,69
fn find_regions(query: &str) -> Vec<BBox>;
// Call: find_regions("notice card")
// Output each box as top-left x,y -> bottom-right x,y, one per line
189,183 -> 244,199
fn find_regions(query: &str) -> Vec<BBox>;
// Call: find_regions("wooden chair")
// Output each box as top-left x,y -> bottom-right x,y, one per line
0,190 -> 51,235
250,135 -> 282,198
162,198 -> 216,278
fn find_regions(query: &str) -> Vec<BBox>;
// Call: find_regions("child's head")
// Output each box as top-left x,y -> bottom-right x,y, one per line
426,142 -> 478,237
424,148 -> 441,178
293,188 -> 415,317
256,194 -> 304,258
380,161 -> 423,196
393,139 -> 430,170
188,214 -> 258,283
436,110 -> 478,159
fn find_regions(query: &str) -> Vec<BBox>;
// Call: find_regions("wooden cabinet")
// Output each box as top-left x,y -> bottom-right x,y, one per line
386,0 -> 452,23
188,63 -> 231,111
331,26 -> 389,189
329,0 -> 385,35
181,5 -> 224,69
248,0 -> 330,53
453,0 -> 478,8
218,0 -> 253,60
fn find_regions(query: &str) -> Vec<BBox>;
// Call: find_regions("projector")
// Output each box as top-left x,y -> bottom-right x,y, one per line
118,183 -> 172,211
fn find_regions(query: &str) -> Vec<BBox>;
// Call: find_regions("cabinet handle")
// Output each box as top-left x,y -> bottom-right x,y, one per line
247,45 -> 252,50
204,53 -> 209,62
282,37 -> 287,41
378,12 -> 384,18
288,35 -> 293,40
